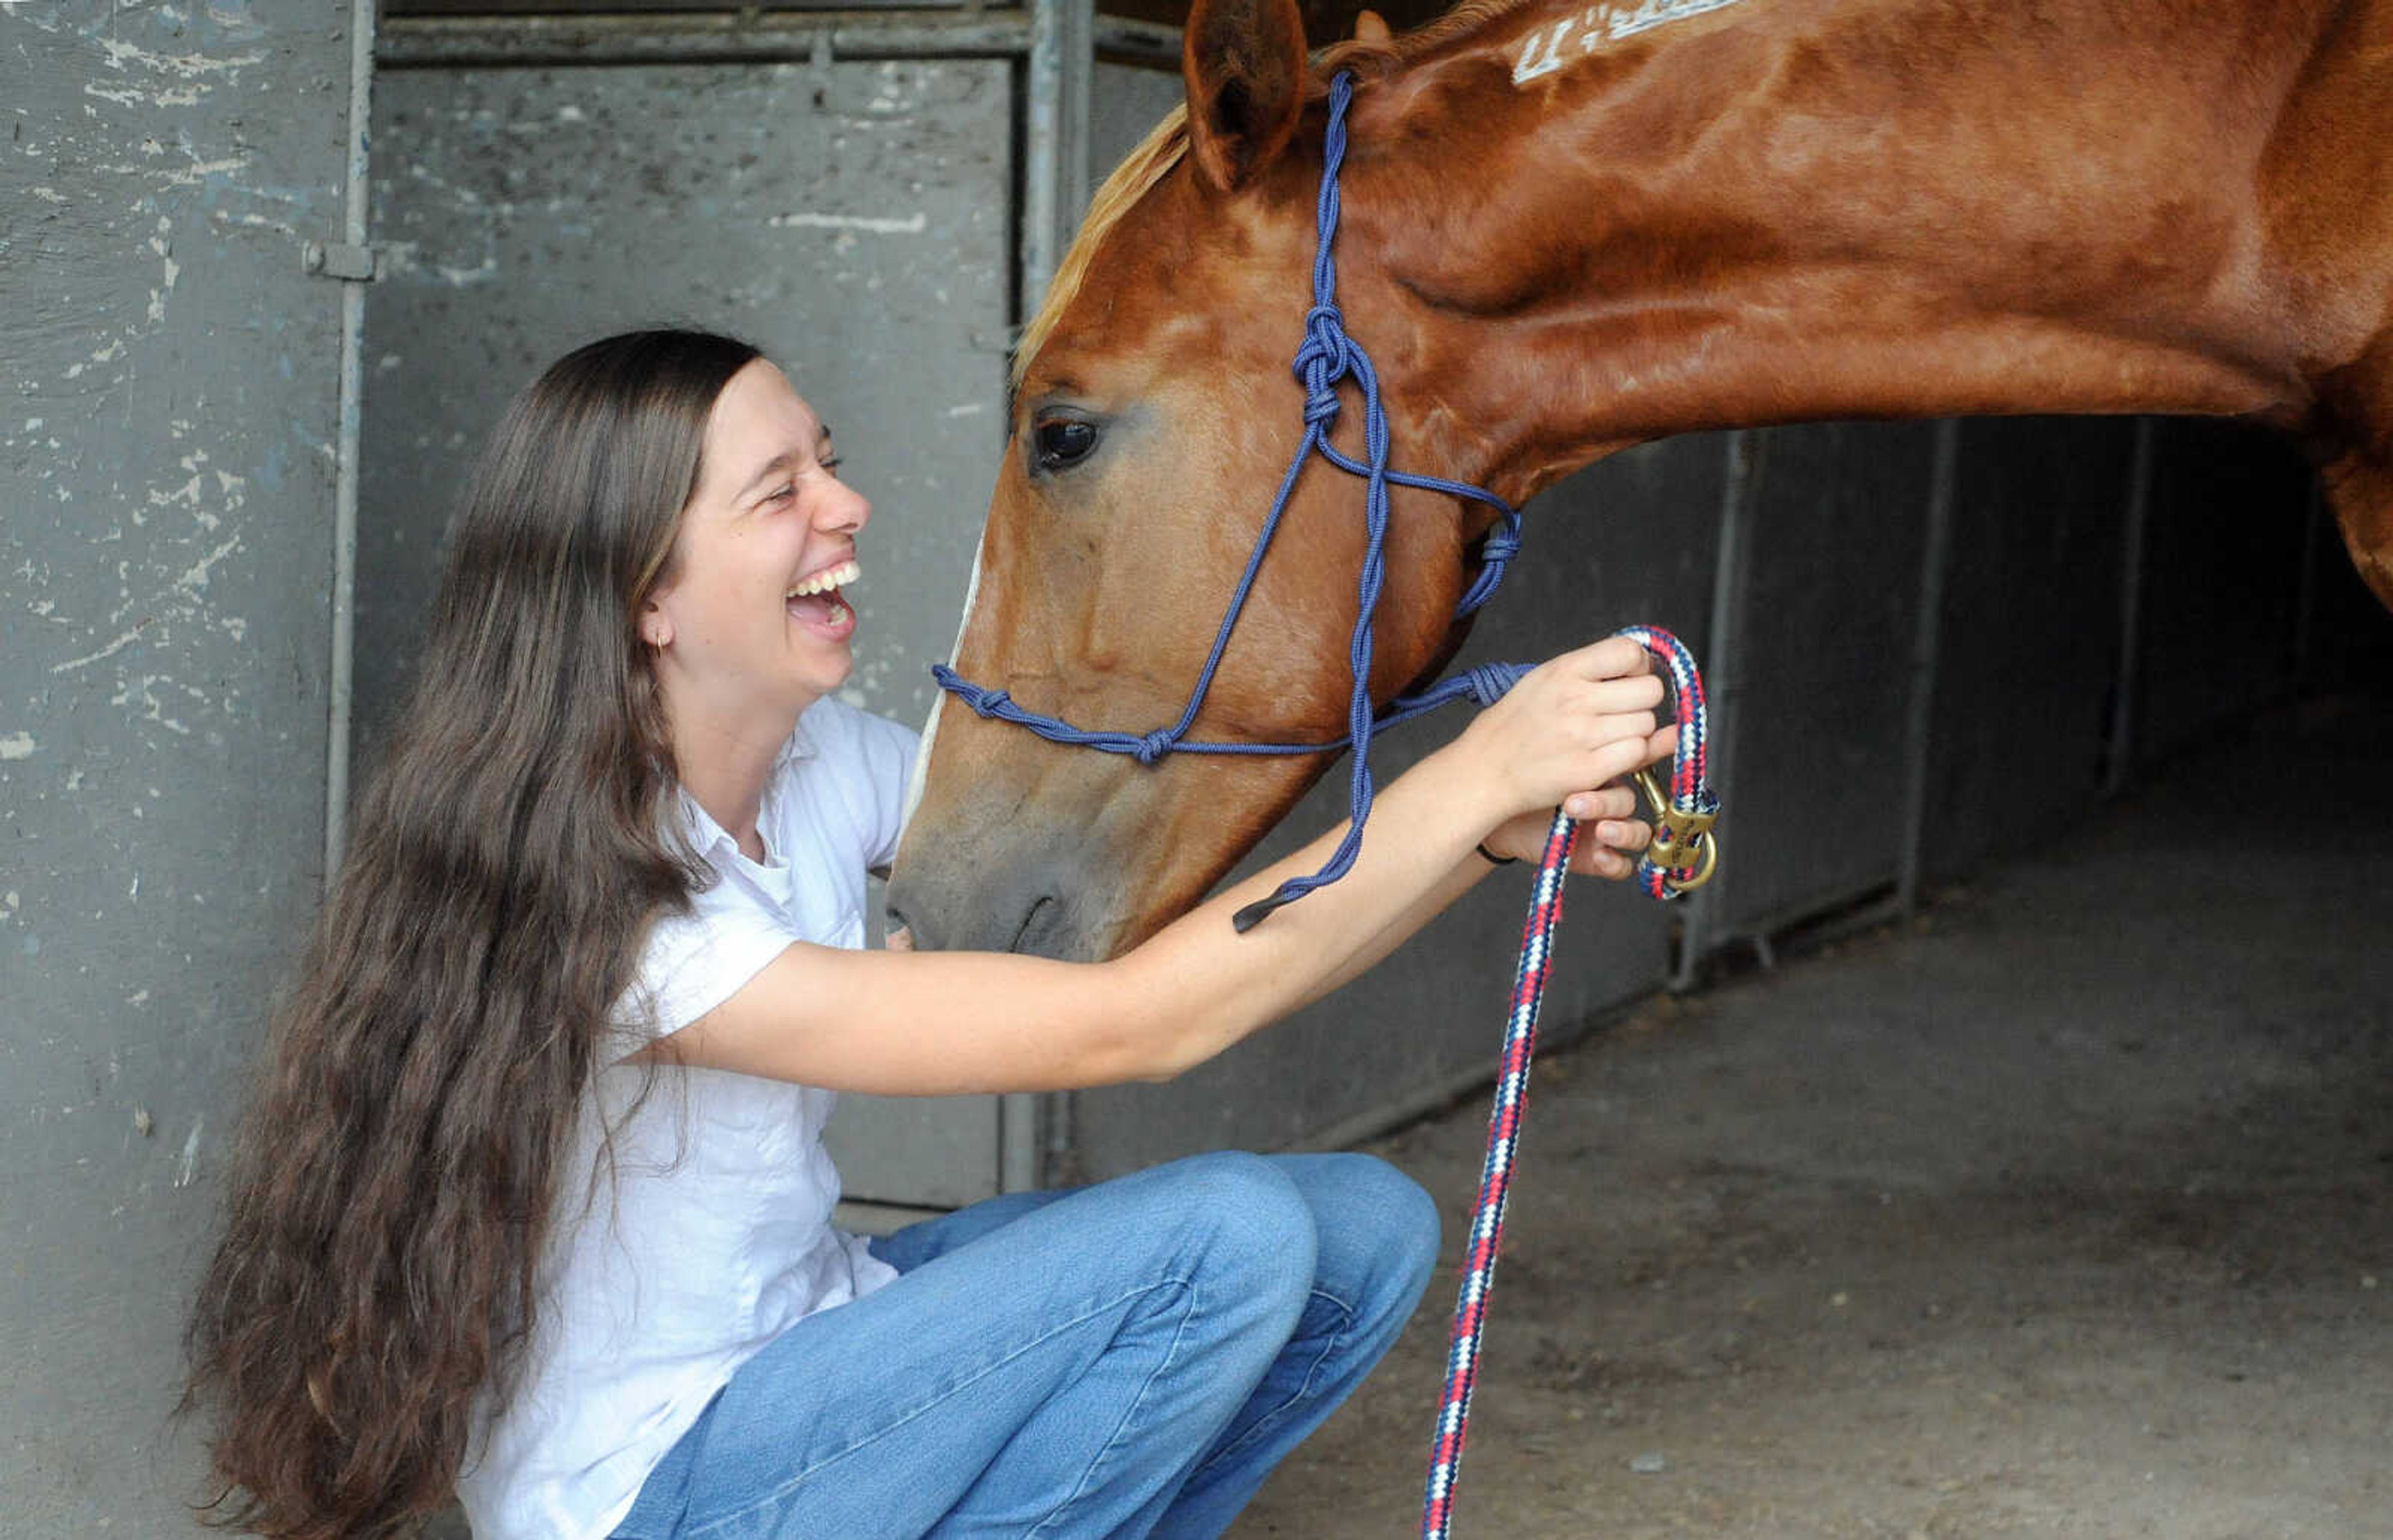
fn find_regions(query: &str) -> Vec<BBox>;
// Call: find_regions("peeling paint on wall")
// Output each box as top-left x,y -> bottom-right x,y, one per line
765,210 -> 930,235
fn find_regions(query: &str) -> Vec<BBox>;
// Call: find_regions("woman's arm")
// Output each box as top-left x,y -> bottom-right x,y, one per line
649,636 -> 1671,1095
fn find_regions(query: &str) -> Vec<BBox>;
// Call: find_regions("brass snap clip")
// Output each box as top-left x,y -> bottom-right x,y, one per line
1631,767 -> 1720,895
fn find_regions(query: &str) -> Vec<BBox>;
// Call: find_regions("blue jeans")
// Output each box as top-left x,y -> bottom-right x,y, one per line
607,1151 -> 1439,1539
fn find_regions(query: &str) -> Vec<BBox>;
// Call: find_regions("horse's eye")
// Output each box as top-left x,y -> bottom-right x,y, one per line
1032,417 -> 1099,473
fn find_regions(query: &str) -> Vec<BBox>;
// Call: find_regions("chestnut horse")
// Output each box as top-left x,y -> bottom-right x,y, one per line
886,0 -> 2393,962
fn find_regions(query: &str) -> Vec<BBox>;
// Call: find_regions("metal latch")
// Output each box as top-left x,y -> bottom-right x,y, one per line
302,241 -> 379,282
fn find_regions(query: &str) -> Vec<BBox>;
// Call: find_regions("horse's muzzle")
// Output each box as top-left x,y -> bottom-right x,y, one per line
885,866 -> 1101,961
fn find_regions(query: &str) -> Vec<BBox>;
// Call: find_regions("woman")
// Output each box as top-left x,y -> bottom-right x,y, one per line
184,330 -> 1674,1540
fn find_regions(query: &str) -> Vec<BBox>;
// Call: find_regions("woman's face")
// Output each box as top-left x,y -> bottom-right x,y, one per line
642,358 -> 871,730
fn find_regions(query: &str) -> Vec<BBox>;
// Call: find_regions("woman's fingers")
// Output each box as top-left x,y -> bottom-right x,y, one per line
1564,634 -> 1658,682
1466,643 -> 1686,820
1574,804 -> 1657,880
1560,784 -> 1639,822
1585,847 -> 1633,880
1564,671 -> 1666,715
1596,817 -> 1655,853
1588,710 -> 1660,746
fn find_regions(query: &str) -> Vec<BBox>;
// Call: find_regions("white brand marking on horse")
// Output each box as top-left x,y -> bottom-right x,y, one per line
1512,0 -> 1751,85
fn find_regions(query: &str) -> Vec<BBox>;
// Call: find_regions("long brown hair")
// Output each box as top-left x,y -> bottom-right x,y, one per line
184,330 -> 762,1539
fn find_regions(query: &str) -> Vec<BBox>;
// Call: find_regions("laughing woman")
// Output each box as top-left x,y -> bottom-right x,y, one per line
183,329 -> 1673,1540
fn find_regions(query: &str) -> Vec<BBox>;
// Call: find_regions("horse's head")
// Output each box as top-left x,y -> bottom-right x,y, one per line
886,0 -> 1516,959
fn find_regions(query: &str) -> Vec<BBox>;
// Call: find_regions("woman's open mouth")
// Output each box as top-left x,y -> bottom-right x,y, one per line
786,558 -> 860,638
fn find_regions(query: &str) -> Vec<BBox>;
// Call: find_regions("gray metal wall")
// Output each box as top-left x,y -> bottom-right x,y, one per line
1,0 -> 361,1526
1921,417 -> 2142,879
2134,419 -> 2317,760
1700,421 -> 1942,938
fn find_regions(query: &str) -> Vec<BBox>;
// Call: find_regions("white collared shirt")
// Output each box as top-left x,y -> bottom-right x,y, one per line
456,696 -> 919,1540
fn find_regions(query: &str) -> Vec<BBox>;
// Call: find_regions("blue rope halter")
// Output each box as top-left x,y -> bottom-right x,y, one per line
935,71 -> 1527,931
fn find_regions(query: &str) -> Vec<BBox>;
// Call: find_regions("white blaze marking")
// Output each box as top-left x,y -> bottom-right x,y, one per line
1513,0 -> 1752,86
903,526 -> 991,829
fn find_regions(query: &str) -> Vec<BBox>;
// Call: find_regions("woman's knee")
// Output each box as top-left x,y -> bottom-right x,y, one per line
1155,1151 -> 1319,1319
1284,1153 -> 1441,1303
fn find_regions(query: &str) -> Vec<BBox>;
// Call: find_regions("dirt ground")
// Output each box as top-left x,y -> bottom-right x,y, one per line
1233,696 -> 2393,1540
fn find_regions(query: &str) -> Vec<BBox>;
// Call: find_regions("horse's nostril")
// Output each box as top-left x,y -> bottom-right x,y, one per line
1008,895 -> 1061,958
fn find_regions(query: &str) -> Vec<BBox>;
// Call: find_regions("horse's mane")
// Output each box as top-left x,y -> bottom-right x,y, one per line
1010,0 -> 1536,393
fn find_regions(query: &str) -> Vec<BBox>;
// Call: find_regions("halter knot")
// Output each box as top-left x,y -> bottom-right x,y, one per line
1294,304 -> 1355,424
1131,729 -> 1178,766
1459,662 -> 1529,706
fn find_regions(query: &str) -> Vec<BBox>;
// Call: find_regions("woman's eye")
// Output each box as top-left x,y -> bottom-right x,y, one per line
1032,418 -> 1099,473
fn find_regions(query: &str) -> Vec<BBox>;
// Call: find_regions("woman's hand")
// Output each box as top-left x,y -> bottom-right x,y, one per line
1451,636 -> 1677,838
1478,774 -> 1669,880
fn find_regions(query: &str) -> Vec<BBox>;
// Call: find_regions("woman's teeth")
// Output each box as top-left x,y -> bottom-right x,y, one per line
786,559 -> 861,599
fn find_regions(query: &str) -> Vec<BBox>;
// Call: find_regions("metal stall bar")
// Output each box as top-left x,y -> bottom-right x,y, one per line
1673,430 -> 1755,987
325,0 -> 382,878
1023,0 -> 1095,318
2103,417 -> 2157,796
378,11 -> 1032,66
1674,421 -> 1944,975
1092,16 -> 1186,67
1895,417 -> 1961,916
2293,472 -> 2329,685
378,7 -> 1167,69
1010,0 -> 1095,1193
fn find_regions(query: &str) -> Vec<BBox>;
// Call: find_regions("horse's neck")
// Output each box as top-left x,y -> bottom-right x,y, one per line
1345,0 -> 2377,508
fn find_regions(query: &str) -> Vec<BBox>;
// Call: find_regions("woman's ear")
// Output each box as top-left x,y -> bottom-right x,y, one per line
639,598 -> 674,650
1183,0 -> 1310,193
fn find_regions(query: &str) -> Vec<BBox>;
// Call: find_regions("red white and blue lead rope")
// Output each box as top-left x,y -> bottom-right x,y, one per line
1423,624 -> 1717,1540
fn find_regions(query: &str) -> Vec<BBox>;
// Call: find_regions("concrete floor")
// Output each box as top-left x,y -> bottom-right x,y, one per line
1235,693 -> 2393,1539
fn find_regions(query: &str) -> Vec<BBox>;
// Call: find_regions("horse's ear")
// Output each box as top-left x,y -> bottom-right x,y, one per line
1183,0 -> 1311,192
